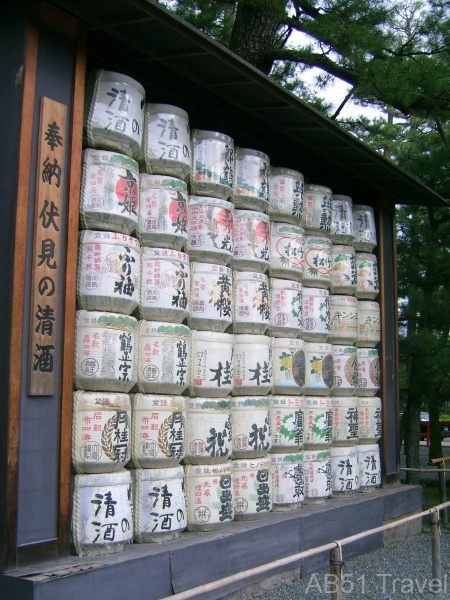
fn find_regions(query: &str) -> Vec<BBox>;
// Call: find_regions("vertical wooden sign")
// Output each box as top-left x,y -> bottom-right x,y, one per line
28,97 -> 67,395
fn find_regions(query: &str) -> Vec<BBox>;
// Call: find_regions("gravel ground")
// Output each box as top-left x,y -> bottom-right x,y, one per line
256,443 -> 450,600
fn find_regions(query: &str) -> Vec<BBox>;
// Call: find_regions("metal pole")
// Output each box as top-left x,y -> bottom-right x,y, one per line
438,460 -> 448,526
330,543 -> 343,600
430,509 -> 442,595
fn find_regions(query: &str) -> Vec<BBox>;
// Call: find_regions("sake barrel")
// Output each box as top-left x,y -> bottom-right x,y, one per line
130,394 -> 186,468
355,252 -> 379,300
84,69 -> 145,159
353,205 -> 377,252
234,148 -> 270,212
191,129 -> 234,200
77,231 -> 140,315
188,262 -> 233,332
271,452 -> 304,510
269,167 -> 304,225
302,184 -> 332,234
303,396 -> 332,448
270,395 -> 303,452
187,196 -> 234,265
231,396 -> 272,457
131,466 -> 186,543
141,103 -> 191,180
184,397 -> 232,464
302,448 -> 332,504
269,222 -> 304,281
233,457 -> 272,520
233,271 -> 270,335
328,295 -> 358,345
79,149 -> 139,234
137,321 -> 190,395
74,311 -> 138,392
189,331 -> 234,398
71,470 -> 133,556
269,278 -> 302,338
358,397 -> 382,443
330,195 -> 355,245
139,247 -> 190,323
332,345 -> 358,396
72,391 -> 131,474
357,348 -> 381,396
330,245 -> 357,295
302,235 -> 332,289
330,446 -> 359,497
331,396 -> 359,445
302,288 -> 330,343
357,301 -> 380,347
138,173 -> 188,250
233,209 -> 271,273
357,443 -> 381,491
272,338 -> 305,396
233,334 -> 272,396
304,342 -> 334,395
185,463 -> 234,531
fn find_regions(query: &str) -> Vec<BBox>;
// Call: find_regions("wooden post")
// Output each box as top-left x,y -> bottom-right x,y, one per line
329,543 -> 343,600
430,509 -> 442,594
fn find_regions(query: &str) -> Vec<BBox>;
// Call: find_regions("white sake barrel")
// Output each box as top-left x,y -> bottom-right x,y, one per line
188,262 -> 233,332
233,209 -> 271,273
269,222 -> 304,281
357,443 -> 381,491
302,184 -> 332,234
233,335 -> 272,396
271,452 -> 304,510
353,205 -> 377,252
332,345 -> 358,396
130,394 -> 185,468
269,167 -> 304,224
330,195 -> 355,245
191,130 -> 234,200
71,470 -> 133,556
357,301 -> 380,347
187,196 -> 234,265
184,398 -> 232,464
331,446 -> 359,496
185,463 -> 233,531
302,448 -> 332,504
302,235 -> 332,288
231,396 -> 272,457
189,331 -> 234,397
357,348 -> 381,396
138,173 -> 188,250
304,342 -> 334,395
331,396 -> 359,445
139,247 -> 189,322
358,397 -> 382,443
330,245 -> 357,295
302,288 -> 330,342
270,395 -> 303,451
328,295 -> 358,345
141,103 -> 191,180
137,321 -> 190,395
355,253 -> 379,300
131,466 -> 186,543
233,458 -> 272,519
269,278 -> 302,338
74,311 -> 138,392
79,149 -> 139,234
84,69 -> 144,159
303,396 -> 332,448
234,148 -> 270,212
77,231 -> 140,315
272,338 -> 305,395
72,391 -> 131,474
233,271 -> 270,334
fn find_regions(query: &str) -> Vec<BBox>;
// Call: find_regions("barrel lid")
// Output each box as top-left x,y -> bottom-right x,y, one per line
304,184 -> 332,195
96,69 -> 145,96
189,195 -> 233,209
332,194 -> 352,202
76,310 -> 138,330
83,148 -> 139,171
270,166 -> 303,179
74,469 -> 132,487
139,320 -> 191,338
236,147 -> 270,162
234,208 -> 270,222
145,102 -> 189,120
79,230 -> 140,249
233,333 -> 271,345
139,172 -> 187,192
192,330 -> 233,343
270,277 -> 302,291
271,222 -> 304,236
141,246 -> 189,262
192,129 -> 233,144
